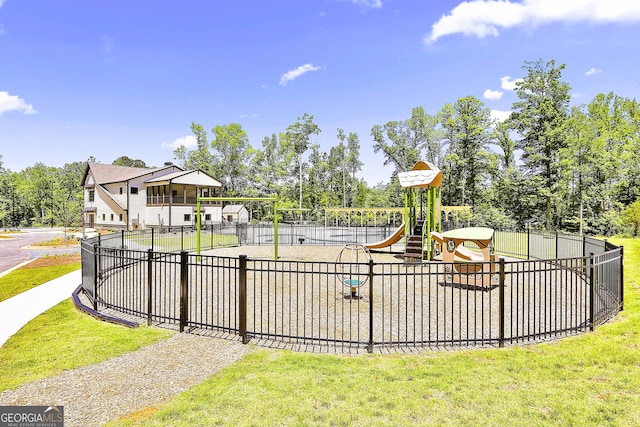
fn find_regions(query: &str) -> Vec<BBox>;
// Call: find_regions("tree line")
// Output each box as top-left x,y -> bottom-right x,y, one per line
1,58 -> 639,235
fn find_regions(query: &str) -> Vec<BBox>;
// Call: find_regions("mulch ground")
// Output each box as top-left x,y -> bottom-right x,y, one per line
21,254 -> 81,269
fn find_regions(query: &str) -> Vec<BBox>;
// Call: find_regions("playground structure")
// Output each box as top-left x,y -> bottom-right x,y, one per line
336,243 -> 372,299
191,161 -> 495,286
396,161 -> 443,261
75,160 -> 624,353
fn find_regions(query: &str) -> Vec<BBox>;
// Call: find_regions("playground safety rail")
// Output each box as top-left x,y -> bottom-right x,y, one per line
80,228 -> 623,353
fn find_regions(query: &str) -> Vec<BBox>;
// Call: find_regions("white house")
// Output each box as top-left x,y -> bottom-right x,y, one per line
82,162 -> 224,230
222,204 -> 250,223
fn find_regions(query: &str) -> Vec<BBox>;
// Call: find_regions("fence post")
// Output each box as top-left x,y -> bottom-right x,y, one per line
179,251 -> 188,332
181,226 -> 184,251
367,259 -> 374,354
239,255 -> 248,344
151,227 -> 155,252
93,243 -> 99,311
555,231 -> 559,259
589,253 -> 595,331
620,246 -> 624,312
147,249 -> 153,326
499,257 -> 506,348
526,227 -> 530,260
121,230 -> 125,249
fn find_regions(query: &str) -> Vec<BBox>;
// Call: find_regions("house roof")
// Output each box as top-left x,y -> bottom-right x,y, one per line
82,162 -> 181,186
222,204 -> 247,214
145,169 -> 223,187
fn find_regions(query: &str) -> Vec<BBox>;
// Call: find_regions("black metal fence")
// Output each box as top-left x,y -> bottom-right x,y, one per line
80,228 -> 624,352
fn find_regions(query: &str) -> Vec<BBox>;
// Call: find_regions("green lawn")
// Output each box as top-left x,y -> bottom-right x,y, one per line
0,299 -> 172,392
0,261 -> 80,302
113,238 -> 640,426
124,232 -> 238,252
0,262 -> 173,392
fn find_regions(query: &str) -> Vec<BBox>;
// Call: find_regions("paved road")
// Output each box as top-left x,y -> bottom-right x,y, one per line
0,228 -> 79,274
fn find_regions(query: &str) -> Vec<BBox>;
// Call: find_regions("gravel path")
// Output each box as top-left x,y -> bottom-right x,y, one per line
0,333 -> 248,427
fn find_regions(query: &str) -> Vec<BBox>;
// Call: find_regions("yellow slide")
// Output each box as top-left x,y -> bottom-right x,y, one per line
364,223 -> 406,249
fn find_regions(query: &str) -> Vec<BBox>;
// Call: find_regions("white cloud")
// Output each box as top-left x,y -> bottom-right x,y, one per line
161,135 -> 197,150
351,0 -> 382,8
426,0 -> 640,43
0,91 -> 37,116
279,64 -> 322,85
586,67 -> 602,76
483,89 -> 503,100
240,113 -> 258,118
491,109 -> 511,123
500,76 -> 523,91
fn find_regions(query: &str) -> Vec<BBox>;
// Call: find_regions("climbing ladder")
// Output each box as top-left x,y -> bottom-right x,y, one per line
403,219 -> 425,260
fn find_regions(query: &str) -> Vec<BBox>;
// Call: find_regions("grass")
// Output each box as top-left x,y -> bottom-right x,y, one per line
124,232 -> 238,252
112,237 -> 640,426
0,256 -> 80,302
0,258 -> 172,392
0,299 -> 172,392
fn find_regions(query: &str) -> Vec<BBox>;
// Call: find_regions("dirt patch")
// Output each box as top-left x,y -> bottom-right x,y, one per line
31,237 -> 81,247
21,254 -> 81,269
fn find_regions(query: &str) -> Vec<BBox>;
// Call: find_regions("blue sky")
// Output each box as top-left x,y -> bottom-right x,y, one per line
1,0 -> 639,184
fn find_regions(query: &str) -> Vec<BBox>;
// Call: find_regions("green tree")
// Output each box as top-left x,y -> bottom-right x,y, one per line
112,156 -> 147,168
210,123 -> 254,196
371,106 -> 440,178
327,131 -> 347,207
495,121 -> 515,170
623,200 -> 640,236
284,114 -> 321,216
174,122 -> 214,173
15,163 -> 56,226
508,59 -> 571,229
251,133 -> 296,205
56,161 -> 86,231
346,131 -> 363,207
438,96 -> 497,209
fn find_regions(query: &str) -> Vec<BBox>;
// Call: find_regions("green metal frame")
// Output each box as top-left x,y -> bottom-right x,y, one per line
197,195 -> 279,259
403,185 -> 441,260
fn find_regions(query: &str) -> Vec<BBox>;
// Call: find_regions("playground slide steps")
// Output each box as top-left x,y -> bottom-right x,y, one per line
403,220 -> 425,259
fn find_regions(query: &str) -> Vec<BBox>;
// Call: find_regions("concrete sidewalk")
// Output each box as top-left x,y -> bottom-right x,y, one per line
0,270 -> 81,348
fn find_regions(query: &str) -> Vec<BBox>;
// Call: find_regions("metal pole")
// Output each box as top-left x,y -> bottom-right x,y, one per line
367,259 -> 374,353
93,243 -> 99,311
239,255 -> 248,344
620,246 -> 624,312
499,257 -> 506,347
274,195 -> 279,260
196,196 -> 201,255
147,249 -> 153,326
179,251 -> 188,332
589,253 -> 595,331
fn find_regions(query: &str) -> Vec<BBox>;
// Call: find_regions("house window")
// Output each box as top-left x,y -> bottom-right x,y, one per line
110,214 -> 114,221
205,214 -> 211,221
130,187 -> 139,194
102,214 -> 105,221
89,190 -> 95,202
119,187 -> 123,194
119,214 -> 123,221
184,214 -> 191,222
